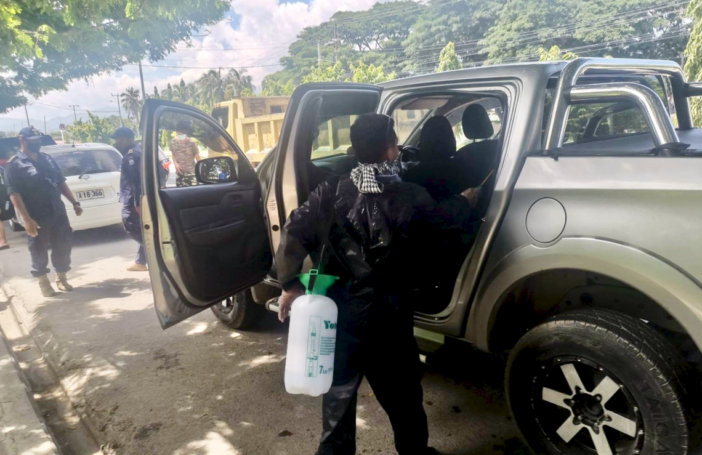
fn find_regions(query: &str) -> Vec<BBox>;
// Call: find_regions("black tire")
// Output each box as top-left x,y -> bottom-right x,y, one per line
10,217 -> 24,232
507,309 -> 692,455
210,289 -> 266,330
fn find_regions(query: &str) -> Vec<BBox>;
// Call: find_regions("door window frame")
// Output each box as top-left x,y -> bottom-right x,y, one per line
144,104 -> 256,307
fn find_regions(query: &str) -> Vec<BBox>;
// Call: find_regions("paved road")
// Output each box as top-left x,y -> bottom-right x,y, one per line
0,224 -> 527,455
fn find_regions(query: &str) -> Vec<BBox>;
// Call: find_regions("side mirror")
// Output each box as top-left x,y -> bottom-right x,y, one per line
195,156 -> 237,184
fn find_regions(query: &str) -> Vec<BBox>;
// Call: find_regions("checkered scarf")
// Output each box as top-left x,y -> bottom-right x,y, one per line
350,160 -> 404,194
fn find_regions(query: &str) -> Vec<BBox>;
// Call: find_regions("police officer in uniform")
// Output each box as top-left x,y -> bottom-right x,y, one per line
111,127 -> 147,272
6,127 -> 83,297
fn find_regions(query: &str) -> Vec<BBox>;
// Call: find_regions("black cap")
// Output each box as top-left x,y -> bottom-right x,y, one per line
18,127 -> 42,140
110,127 -> 135,139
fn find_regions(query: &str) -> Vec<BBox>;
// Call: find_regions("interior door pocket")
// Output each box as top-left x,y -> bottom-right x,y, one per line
183,217 -> 246,247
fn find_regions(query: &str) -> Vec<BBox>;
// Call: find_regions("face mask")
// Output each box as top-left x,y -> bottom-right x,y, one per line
177,134 -> 186,140
27,142 -> 41,154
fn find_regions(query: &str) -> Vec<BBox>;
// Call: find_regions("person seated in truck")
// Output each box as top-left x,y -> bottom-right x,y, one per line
276,113 -> 481,455
403,116 -> 474,200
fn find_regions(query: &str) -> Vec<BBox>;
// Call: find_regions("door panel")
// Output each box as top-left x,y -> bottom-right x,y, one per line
141,100 -> 271,328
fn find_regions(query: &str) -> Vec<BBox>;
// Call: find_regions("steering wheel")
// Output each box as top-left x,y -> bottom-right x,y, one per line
399,145 -> 421,163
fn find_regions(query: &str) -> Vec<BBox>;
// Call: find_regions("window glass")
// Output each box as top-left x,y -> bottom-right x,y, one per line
311,115 -> 354,161
211,107 -> 229,129
394,109 -> 431,143
158,111 -> 239,188
52,149 -> 122,177
564,103 -> 648,144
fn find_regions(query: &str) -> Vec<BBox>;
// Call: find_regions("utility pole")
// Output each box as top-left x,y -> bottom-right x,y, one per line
69,105 -> 79,123
318,41 -> 322,66
23,103 -> 30,127
138,61 -> 147,101
111,93 -> 124,127
334,22 -> 338,63
44,116 -> 47,134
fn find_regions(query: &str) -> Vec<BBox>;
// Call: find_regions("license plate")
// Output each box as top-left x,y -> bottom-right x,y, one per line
76,189 -> 104,200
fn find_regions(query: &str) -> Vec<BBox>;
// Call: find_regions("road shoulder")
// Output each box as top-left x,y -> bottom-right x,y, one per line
0,314 -> 60,455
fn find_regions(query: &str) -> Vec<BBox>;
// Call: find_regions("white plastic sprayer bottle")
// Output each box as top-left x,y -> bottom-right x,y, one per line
284,270 -> 339,397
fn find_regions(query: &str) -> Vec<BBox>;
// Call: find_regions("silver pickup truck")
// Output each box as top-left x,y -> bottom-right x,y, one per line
139,58 -> 702,455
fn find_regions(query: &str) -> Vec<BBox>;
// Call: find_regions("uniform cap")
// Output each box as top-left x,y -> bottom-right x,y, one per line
110,127 -> 135,139
18,127 -> 42,140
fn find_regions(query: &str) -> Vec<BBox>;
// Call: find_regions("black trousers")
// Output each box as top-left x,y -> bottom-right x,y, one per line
316,302 -> 428,455
122,213 -> 145,265
28,215 -> 72,277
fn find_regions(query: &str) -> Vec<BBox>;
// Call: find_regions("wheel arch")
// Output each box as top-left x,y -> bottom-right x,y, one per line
466,237 -> 702,356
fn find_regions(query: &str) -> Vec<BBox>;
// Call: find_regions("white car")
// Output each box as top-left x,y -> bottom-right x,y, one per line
11,143 -> 123,231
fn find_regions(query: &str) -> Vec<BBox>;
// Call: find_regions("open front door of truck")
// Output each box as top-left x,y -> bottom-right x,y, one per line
141,100 -> 272,329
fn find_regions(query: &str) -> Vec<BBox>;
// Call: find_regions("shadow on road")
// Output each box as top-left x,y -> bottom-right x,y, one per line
72,224 -> 128,248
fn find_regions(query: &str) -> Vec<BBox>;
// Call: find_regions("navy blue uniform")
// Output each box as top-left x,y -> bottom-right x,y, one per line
5,151 -> 72,277
119,144 -> 145,265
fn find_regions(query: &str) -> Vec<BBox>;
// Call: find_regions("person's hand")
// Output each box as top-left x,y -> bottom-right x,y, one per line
278,287 -> 305,322
74,204 -> 84,216
174,162 -> 181,175
461,187 -> 481,209
25,218 -> 40,237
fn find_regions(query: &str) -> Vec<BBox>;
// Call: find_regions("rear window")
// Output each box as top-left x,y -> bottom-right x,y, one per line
52,149 -> 122,177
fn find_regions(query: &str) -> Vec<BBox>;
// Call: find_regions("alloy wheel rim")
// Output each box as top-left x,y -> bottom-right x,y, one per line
531,356 -> 644,455
217,297 -> 234,314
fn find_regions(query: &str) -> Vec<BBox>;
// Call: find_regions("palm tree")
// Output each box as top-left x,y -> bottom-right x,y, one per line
196,70 -> 226,107
223,69 -> 254,99
121,87 -> 142,124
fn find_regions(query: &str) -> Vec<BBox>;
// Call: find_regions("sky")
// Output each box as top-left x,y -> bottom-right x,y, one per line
2,0 -> 388,125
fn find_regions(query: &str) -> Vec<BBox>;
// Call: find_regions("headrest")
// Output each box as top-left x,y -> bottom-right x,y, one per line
462,104 -> 494,140
418,116 -> 456,161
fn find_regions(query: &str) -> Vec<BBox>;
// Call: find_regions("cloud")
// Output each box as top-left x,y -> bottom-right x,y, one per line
2,0 -> 388,122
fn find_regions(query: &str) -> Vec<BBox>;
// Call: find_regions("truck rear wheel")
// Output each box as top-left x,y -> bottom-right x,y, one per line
211,289 -> 266,330
507,309 -> 692,455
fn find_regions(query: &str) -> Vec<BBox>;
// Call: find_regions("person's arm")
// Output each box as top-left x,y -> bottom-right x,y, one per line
131,151 -> 143,214
9,193 -> 39,237
170,140 -> 181,174
275,179 -> 334,321
60,182 -> 83,216
192,142 -> 201,162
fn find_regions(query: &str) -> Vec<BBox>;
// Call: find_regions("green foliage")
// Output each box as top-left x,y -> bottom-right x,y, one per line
403,0 -> 506,71
261,77 -> 296,96
538,45 -> 578,62
1,0 -> 230,113
349,62 -> 396,83
121,87 -> 142,124
685,0 -> 702,125
437,42 -> 462,72
302,61 -> 346,83
483,0 -> 687,64
66,112 -> 138,143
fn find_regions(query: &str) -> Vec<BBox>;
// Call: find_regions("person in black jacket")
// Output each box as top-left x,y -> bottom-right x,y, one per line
276,114 -> 481,455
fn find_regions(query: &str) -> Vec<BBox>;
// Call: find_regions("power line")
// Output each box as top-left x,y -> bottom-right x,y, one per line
129,63 -> 283,70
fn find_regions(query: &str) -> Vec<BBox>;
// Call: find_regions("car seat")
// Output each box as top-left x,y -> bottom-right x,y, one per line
454,104 -> 499,188
403,116 -> 475,200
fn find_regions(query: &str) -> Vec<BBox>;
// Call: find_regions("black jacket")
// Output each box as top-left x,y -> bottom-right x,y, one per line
276,175 -> 480,301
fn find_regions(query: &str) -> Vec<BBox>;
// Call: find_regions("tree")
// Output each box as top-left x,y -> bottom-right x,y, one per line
67,112 -> 137,143
121,87 -> 142,124
223,69 -> 254,100
482,0 -> 688,64
538,45 -> 578,62
403,0 -> 507,71
349,62 -> 396,83
1,0 -> 229,113
261,77 -> 296,96
302,61 -> 346,83
685,0 -> 702,125
437,42 -> 462,72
